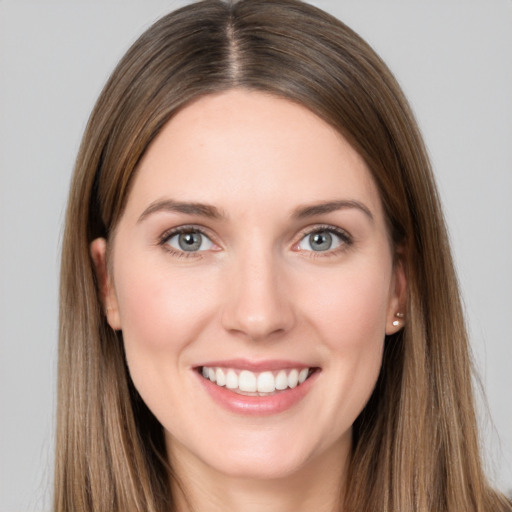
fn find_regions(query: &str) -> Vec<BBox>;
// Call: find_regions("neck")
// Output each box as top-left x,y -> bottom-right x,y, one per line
169,440 -> 349,512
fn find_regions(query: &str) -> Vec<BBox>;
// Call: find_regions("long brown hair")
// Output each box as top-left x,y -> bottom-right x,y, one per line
55,1 -> 511,510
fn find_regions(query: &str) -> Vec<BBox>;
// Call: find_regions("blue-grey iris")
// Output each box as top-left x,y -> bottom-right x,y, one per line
178,232 -> 202,251
309,231 -> 332,251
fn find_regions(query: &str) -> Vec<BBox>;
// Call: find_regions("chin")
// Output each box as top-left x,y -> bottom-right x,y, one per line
205,449 -> 313,481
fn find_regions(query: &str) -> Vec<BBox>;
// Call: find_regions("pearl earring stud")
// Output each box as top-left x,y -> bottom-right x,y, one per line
392,312 -> 404,327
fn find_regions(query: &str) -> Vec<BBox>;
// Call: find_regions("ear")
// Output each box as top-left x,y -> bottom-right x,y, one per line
385,257 -> 408,335
90,237 -> 122,330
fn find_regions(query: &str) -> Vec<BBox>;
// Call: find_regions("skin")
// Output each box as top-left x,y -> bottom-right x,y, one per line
91,90 -> 406,512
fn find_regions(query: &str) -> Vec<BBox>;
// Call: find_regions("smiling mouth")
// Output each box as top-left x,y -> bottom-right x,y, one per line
198,366 -> 318,396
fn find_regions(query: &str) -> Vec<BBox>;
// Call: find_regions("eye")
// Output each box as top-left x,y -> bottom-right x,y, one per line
297,228 -> 349,252
165,229 -> 214,252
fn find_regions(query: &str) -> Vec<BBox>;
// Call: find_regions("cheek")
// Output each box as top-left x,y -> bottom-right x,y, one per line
300,260 -> 392,350
112,258 -> 222,425
114,258 -> 219,353
296,260 -> 392,418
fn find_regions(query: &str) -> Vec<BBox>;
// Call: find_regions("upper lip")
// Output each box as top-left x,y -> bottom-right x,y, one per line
195,358 -> 314,372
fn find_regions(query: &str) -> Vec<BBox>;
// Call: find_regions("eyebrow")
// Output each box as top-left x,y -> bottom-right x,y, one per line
293,200 -> 374,221
137,199 -> 225,223
137,198 -> 374,223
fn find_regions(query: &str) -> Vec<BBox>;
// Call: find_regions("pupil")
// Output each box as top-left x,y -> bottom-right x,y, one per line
311,231 -> 332,251
179,232 -> 201,251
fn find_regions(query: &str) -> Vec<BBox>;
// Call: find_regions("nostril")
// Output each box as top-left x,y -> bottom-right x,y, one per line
220,300 -> 296,341
219,258 -> 296,339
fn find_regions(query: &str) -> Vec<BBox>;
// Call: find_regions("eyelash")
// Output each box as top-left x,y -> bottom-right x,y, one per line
297,225 -> 353,258
157,224 -> 353,259
158,225 -> 214,259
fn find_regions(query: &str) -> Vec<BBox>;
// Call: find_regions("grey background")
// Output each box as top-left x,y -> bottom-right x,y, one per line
0,1 -> 510,510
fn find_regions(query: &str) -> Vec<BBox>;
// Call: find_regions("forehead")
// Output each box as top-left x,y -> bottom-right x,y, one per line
125,89 -> 383,222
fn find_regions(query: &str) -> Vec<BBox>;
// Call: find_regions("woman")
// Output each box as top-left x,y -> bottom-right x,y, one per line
55,0 -> 511,510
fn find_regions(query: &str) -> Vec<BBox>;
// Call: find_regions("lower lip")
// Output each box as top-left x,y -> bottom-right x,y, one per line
196,370 -> 319,416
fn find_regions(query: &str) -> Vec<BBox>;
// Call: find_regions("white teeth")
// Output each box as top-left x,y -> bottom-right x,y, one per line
238,370 -> 257,392
215,367 -> 226,386
275,370 -> 288,390
257,371 -> 275,393
288,369 -> 299,389
298,368 -> 309,384
226,369 -> 238,389
201,366 -> 312,393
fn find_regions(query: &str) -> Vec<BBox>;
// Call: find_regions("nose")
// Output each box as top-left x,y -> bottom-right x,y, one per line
221,249 -> 296,342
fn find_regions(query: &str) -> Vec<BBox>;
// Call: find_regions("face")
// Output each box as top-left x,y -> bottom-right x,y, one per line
92,90 -> 405,482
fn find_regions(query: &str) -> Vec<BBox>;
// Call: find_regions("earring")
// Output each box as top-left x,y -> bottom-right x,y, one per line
392,312 -> 404,327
